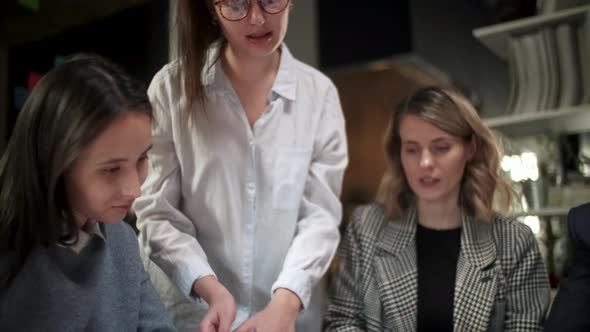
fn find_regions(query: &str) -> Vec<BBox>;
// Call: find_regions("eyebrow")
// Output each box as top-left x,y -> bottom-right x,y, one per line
98,145 -> 153,165
401,138 -> 454,147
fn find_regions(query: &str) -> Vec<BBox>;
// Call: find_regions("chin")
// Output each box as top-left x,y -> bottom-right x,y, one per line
247,41 -> 280,55
99,215 -> 125,224
415,192 -> 445,204
418,196 -> 443,204
419,192 -> 460,206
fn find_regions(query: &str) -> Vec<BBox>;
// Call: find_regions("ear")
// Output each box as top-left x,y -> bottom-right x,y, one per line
466,135 -> 476,161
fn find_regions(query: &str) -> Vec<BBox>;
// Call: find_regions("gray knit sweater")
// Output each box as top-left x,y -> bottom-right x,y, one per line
0,222 -> 176,331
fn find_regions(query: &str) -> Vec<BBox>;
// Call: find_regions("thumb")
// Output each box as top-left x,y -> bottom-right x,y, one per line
199,311 -> 219,332
232,320 -> 252,332
199,321 -> 216,332
218,315 -> 233,332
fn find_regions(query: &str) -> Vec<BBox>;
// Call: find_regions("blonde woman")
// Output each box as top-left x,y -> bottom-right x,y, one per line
324,86 -> 550,331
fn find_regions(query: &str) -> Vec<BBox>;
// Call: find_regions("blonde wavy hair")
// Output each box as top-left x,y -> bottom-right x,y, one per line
376,86 -> 513,222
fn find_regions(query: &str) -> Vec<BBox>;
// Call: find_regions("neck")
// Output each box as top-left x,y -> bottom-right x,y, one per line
222,44 -> 280,83
416,196 -> 462,230
72,211 -> 89,228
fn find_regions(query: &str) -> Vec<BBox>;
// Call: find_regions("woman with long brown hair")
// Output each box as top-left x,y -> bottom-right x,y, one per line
0,55 -> 174,331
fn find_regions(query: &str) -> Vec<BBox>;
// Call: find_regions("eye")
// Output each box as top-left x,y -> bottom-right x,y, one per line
260,0 -> 280,6
137,155 -> 149,165
433,145 -> 450,153
260,0 -> 287,12
224,0 -> 247,12
404,147 -> 418,154
102,166 -> 120,174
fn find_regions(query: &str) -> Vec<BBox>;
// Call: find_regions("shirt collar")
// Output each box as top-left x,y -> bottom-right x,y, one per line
60,220 -> 105,254
272,44 -> 297,101
82,219 -> 105,240
203,43 -> 297,101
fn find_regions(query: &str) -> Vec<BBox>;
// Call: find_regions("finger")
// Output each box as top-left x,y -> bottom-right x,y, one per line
218,315 -> 232,332
232,320 -> 251,332
200,315 -> 218,332
218,322 -> 230,332
199,321 -> 215,332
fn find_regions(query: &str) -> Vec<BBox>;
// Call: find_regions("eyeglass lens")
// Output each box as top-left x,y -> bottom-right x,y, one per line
218,0 -> 289,21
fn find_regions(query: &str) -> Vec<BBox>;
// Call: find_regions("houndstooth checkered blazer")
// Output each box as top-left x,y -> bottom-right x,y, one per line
324,204 -> 550,332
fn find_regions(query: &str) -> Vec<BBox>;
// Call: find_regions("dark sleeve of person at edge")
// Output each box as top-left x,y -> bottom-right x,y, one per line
545,203 -> 590,331
416,224 -> 462,332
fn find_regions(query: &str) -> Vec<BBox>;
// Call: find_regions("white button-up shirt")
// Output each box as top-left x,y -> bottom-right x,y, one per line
134,45 -> 348,330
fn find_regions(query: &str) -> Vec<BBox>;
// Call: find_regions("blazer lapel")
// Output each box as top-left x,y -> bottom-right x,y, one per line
453,214 -> 498,331
374,207 -> 418,331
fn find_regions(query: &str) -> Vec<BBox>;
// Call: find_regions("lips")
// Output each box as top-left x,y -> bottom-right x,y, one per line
419,177 -> 439,186
246,31 -> 272,39
113,202 -> 133,210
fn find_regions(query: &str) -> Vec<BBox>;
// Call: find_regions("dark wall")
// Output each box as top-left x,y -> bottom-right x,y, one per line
410,0 -> 509,116
317,0 -> 510,117
318,2 -> 412,69
7,0 -> 169,138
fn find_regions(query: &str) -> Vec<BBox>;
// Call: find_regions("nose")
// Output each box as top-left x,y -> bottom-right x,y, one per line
122,171 -> 142,199
419,150 -> 434,169
248,1 -> 265,26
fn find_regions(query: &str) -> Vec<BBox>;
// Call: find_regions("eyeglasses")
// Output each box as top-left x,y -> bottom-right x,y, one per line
214,0 -> 290,22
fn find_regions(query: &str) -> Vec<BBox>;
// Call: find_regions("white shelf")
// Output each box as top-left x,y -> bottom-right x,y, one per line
512,206 -> 570,218
484,104 -> 590,137
473,5 -> 590,60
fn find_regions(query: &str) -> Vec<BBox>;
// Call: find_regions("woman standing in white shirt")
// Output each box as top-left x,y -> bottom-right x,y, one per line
133,1 -> 348,331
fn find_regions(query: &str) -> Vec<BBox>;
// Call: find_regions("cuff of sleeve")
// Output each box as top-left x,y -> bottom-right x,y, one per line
271,269 -> 313,309
166,255 -> 217,302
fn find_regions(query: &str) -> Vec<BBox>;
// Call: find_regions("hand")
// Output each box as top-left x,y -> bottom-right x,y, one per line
233,288 -> 301,332
193,276 -> 236,332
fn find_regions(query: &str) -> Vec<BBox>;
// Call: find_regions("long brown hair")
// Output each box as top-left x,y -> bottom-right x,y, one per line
175,0 -> 223,113
376,86 -> 512,222
0,55 -> 151,288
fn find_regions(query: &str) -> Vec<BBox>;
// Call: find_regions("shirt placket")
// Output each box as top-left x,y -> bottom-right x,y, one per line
229,86 -> 277,316
244,128 -> 256,314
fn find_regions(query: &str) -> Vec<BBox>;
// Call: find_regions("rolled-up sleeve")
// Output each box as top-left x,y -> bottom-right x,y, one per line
271,85 -> 348,308
134,72 -> 216,299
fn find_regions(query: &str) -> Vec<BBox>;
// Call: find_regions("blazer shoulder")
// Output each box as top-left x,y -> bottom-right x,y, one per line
348,203 -> 391,238
568,202 -> 590,223
567,203 -> 590,248
490,213 -> 539,258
